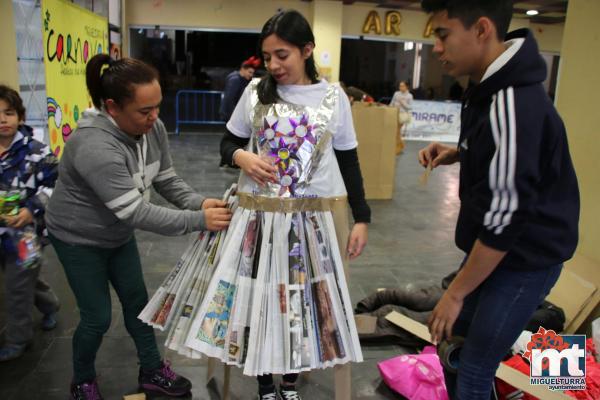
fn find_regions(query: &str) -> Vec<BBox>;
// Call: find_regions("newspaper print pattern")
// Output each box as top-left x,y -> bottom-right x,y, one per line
138,184 -> 238,355
180,206 -> 362,375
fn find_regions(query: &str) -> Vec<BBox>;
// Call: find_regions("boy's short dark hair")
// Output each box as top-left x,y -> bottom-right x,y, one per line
421,0 -> 513,40
0,85 -> 26,121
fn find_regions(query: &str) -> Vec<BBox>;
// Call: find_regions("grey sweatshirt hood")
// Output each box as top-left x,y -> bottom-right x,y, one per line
77,107 -> 101,129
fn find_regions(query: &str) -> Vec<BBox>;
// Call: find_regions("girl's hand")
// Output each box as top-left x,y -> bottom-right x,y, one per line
202,198 -> 227,210
234,150 -> 277,186
347,222 -> 368,260
4,208 -> 34,229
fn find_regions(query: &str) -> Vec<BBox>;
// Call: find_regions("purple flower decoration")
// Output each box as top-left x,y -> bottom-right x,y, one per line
257,115 -> 317,195
290,114 -> 316,147
257,119 -> 280,147
278,165 -> 300,196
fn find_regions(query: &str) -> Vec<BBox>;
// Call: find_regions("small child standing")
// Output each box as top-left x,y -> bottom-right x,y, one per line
0,84 -> 60,362
389,80 -> 413,154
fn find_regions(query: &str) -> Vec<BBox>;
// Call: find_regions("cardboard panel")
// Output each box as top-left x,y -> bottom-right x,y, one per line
547,254 -> 600,333
352,103 -> 397,199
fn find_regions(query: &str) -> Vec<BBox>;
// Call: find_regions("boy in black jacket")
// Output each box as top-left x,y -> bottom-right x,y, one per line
418,1 -> 579,399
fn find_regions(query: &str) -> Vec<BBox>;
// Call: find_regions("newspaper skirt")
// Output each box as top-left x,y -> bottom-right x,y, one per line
183,194 -> 362,376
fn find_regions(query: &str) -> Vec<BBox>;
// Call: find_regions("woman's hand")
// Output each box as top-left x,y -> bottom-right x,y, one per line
4,208 -> 34,229
233,150 -> 277,186
204,207 -> 232,231
201,198 -> 227,210
347,222 -> 368,260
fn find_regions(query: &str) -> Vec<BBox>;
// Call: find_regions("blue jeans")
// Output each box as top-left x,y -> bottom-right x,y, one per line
445,263 -> 562,400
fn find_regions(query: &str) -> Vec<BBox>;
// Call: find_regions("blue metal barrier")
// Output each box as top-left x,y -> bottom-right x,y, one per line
175,90 -> 224,135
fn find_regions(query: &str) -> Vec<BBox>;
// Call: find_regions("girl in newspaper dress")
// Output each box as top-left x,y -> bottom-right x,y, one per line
185,10 -> 371,399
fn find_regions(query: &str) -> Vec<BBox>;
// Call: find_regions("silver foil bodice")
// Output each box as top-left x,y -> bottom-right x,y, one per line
246,81 -> 339,198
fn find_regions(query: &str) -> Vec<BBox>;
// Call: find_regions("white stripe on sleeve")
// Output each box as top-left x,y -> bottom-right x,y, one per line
484,93 -> 501,228
114,197 -> 143,219
105,188 -> 141,210
484,87 -> 519,235
496,86 -> 519,234
154,167 -> 177,183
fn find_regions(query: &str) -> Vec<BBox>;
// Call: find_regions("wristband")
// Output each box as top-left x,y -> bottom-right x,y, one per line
232,149 -> 244,166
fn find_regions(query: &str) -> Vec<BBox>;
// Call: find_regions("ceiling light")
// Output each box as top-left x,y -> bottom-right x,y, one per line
526,10 -> 539,16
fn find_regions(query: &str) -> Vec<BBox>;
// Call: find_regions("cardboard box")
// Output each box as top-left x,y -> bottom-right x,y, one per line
547,253 -> 600,333
208,350 -> 352,400
123,394 -> 146,400
355,314 -> 378,335
351,103 -> 397,200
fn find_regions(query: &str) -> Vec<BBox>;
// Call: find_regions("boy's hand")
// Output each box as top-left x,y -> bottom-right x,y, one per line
418,142 -> 459,169
428,290 -> 464,345
4,208 -> 34,229
204,207 -> 232,231
347,222 -> 368,260
201,198 -> 227,210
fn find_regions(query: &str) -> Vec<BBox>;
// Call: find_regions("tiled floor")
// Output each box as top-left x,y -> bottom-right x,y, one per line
0,134 -> 464,399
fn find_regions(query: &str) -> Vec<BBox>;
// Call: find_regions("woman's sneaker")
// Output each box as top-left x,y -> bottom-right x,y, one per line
70,379 -> 103,400
138,360 -> 191,396
257,384 -> 280,399
279,384 -> 302,400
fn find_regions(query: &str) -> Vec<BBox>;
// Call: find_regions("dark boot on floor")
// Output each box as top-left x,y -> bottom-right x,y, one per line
138,360 -> 191,396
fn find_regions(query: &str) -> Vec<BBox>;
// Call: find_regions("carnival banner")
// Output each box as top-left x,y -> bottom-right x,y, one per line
42,0 -> 108,157
404,100 -> 461,143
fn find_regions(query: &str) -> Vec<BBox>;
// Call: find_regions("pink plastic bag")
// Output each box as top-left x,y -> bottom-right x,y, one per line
378,345 -> 449,400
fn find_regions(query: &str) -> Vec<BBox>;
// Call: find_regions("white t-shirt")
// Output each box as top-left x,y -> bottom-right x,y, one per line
227,79 -> 358,151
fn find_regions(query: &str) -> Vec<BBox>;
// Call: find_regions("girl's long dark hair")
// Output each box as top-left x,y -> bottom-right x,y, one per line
86,54 -> 158,109
257,10 -> 319,104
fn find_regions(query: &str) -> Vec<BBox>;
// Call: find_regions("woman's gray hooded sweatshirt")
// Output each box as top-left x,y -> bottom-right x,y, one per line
46,111 -> 206,248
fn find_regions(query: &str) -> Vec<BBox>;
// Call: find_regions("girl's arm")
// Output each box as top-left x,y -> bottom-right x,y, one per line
335,148 -> 370,259
220,129 -> 250,166
335,148 -> 371,223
